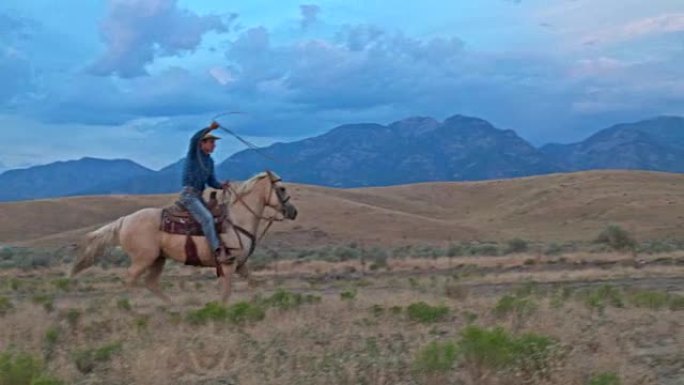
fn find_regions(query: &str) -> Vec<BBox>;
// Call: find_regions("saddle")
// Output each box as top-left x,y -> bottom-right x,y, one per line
160,192 -> 225,236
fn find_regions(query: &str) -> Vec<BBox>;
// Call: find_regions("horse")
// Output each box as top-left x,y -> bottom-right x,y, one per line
70,170 -> 298,303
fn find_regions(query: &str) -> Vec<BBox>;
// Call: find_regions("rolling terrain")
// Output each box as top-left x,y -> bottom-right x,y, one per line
2,170 -> 682,248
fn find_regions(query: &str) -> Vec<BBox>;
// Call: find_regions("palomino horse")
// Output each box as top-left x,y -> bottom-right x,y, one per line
70,171 -> 298,303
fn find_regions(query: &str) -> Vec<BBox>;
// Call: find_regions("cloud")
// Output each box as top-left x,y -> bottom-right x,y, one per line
30,67 -> 232,125
0,13 -> 35,105
89,0 -> 231,78
300,4 -> 320,30
583,13 -> 684,45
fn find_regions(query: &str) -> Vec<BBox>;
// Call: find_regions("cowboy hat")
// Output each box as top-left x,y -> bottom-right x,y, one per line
202,132 -> 221,141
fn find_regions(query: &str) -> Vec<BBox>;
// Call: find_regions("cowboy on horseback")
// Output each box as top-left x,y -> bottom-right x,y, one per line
179,121 -> 231,264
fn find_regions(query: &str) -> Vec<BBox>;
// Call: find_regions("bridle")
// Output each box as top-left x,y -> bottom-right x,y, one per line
224,171 -> 292,246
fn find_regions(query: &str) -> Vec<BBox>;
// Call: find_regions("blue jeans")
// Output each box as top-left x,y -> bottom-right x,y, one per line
179,187 -> 220,252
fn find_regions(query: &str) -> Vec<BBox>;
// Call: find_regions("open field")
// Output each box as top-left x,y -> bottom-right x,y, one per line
0,248 -> 683,385
2,170 -> 684,248
1,170 -> 683,384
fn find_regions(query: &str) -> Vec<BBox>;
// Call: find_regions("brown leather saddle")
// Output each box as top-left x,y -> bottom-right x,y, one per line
160,192 -> 225,236
159,191 -> 256,276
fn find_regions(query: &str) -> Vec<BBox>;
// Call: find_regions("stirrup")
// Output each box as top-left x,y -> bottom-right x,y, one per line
214,246 -> 235,265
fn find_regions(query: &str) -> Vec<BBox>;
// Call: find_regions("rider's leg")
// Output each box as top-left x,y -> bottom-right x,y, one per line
180,191 -> 225,261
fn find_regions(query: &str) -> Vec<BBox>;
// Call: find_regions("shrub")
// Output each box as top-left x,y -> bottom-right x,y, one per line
588,372 -> 621,385
334,246 -> 360,261
446,244 -> 464,257
51,278 -> 73,292
627,290 -> 670,310
43,327 -> 60,360
493,295 -> 537,319
73,342 -> 122,374
465,243 -> 500,256
458,325 -> 557,383
186,301 -> 265,325
64,309 -> 81,330
226,302 -> 267,324
0,296 -> 13,316
116,298 -> 132,312
259,289 -> 319,310
544,243 -> 564,256
0,351 -> 64,385
31,295 -> 54,313
580,285 -> 624,312
406,302 -> 449,323
340,289 -> 357,301
596,225 -> 636,251
186,302 -> 227,324
668,294 -> 684,311
505,238 -> 529,254
413,341 -> 458,373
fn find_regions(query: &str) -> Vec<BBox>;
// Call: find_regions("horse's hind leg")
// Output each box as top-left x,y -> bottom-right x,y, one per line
219,263 -> 237,303
125,249 -> 158,289
145,256 -> 171,305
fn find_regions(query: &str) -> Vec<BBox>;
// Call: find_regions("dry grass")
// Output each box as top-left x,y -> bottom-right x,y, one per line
0,252 -> 682,385
2,170 -> 684,248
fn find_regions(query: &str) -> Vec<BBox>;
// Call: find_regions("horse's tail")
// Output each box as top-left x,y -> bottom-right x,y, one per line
70,216 -> 125,277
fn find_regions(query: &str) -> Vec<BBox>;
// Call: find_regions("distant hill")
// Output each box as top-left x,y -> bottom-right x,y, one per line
0,157 -> 154,201
1,114 -> 683,201
77,159 -> 185,196
218,115 -> 556,187
542,116 -> 684,172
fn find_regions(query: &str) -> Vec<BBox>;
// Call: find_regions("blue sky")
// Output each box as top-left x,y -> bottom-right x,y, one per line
1,0 -> 683,171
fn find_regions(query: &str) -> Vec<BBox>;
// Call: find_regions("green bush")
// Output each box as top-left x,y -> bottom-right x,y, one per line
446,244 -> 464,257
73,342 -> 122,374
186,302 -> 227,324
493,295 -> 537,319
464,243 -> 500,256
0,351 -> 64,385
413,341 -> 458,373
596,225 -> 637,251
51,278 -> 73,292
186,301 -> 265,326
64,309 -> 81,330
30,295 -> 54,313
457,326 -> 557,382
334,246 -> 360,261
581,285 -> 624,312
340,289 -> 357,301
627,290 -> 670,310
406,302 -> 449,323
505,238 -> 529,254
260,289 -> 319,310
116,298 -> 132,312
544,243 -> 564,256
0,296 -> 13,316
43,327 -> 60,359
226,302 -> 266,324
588,372 -> 621,385
668,294 -> 684,311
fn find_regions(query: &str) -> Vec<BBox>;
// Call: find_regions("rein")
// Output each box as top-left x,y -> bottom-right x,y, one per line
222,175 -> 285,256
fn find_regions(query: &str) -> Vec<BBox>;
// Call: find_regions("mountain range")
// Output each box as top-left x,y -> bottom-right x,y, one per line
1,114 -> 683,202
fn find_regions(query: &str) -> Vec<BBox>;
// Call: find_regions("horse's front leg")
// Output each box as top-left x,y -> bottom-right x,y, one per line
237,262 -> 261,289
219,263 -> 236,303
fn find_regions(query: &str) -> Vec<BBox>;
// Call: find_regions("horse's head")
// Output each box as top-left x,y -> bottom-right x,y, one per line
264,170 -> 298,220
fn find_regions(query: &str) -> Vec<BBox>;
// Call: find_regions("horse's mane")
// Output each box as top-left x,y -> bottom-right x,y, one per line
233,171 -> 281,198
